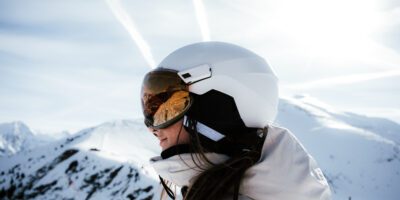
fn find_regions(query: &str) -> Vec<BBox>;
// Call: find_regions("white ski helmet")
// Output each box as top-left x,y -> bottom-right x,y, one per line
157,42 -> 279,128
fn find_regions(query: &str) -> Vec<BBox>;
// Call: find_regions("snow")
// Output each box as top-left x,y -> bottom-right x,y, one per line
0,119 -> 160,200
0,95 -> 399,200
0,121 -> 36,156
0,121 -> 71,157
276,95 -> 400,200
71,119 -> 160,164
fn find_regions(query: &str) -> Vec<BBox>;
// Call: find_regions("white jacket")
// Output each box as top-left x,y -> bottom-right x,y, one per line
150,125 -> 332,200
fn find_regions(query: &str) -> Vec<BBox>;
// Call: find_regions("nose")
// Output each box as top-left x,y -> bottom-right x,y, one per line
148,127 -> 160,137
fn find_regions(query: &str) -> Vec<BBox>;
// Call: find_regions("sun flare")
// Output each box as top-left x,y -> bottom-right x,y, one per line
269,0 -> 384,60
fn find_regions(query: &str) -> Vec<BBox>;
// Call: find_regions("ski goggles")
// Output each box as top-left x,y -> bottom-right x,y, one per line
141,68 -> 193,129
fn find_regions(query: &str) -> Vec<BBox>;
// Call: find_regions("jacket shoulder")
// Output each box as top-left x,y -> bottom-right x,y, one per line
239,124 -> 332,200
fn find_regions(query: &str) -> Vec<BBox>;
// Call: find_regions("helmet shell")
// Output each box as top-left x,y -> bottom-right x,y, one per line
158,42 -> 278,128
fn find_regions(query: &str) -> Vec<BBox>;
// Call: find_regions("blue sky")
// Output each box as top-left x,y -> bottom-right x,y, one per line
0,0 -> 399,133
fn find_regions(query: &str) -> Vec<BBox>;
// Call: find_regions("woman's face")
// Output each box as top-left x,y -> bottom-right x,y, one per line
149,119 -> 190,150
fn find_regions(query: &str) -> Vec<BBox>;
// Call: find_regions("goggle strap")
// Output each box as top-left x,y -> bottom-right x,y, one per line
184,116 -> 225,141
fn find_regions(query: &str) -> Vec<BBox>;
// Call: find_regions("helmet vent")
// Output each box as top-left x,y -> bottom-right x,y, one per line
182,73 -> 192,79
177,64 -> 212,84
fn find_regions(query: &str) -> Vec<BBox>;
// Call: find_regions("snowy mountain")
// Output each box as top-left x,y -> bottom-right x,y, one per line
0,121 -> 68,157
0,119 -> 160,200
0,96 -> 399,200
276,95 -> 400,200
0,121 -> 38,156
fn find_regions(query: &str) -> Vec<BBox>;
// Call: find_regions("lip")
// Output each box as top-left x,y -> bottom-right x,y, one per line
159,138 -> 167,146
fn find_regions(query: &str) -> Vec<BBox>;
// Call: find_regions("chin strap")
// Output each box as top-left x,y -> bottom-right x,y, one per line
159,176 -> 175,199
183,115 -> 225,141
233,171 -> 244,200
181,186 -> 189,198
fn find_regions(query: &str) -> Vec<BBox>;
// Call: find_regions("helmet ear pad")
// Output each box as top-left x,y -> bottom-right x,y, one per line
186,90 -> 256,138
184,90 -> 261,156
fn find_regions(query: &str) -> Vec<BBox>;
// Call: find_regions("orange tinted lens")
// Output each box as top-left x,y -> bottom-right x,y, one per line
141,69 -> 190,128
153,90 -> 191,127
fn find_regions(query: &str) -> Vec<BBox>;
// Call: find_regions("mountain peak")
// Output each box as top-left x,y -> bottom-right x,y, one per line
0,121 -> 37,156
0,121 -> 33,137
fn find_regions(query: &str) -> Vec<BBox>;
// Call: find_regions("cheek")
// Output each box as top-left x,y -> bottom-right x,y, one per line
164,129 -> 190,145
170,132 -> 182,143
178,129 -> 190,143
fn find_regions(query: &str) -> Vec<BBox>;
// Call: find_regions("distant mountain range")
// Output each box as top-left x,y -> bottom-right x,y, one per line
1,95 -> 399,200
0,121 -> 70,157
0,119 -> 159,200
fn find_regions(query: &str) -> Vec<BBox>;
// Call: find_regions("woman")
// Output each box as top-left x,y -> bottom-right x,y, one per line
140,42 -> 332,200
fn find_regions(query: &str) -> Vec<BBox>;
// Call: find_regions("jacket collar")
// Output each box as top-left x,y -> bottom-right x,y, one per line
150,152 -> 229,187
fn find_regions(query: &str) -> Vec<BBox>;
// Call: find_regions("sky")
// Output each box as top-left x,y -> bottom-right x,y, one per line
0,0 -> 399,133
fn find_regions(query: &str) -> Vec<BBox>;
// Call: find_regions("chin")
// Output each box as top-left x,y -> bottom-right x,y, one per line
160,144 -> 169,151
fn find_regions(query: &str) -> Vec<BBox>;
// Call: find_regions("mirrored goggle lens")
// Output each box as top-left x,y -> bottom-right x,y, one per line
152,90 -> 192,128
141,69 -> 192,128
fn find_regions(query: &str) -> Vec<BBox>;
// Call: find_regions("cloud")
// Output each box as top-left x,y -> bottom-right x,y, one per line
1,0 -> 399,132
284,70 -> 400,90
0,0 -> 112,25
0,65 -> 144,133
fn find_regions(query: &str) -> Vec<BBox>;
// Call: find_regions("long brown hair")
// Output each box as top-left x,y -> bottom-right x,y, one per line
160,118 -> 266,200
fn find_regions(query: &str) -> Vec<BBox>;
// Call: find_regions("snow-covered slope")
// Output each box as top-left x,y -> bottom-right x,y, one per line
0,119 -> 160,200
276,95 -> 400,200
0,96 -> 399,200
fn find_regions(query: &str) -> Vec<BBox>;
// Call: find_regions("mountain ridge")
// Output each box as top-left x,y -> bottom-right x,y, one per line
1,95 -> 399,199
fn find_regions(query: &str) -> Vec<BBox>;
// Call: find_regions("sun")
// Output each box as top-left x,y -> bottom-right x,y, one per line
268,0 -> 384,61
